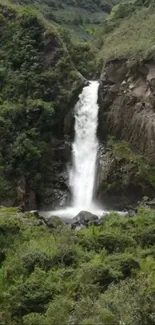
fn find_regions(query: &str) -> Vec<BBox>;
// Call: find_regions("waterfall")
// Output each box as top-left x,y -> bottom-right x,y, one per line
41,80 -> 104,218
69,81 -> 99,210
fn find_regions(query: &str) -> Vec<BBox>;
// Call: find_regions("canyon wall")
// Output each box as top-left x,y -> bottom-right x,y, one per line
97,58 -> 155,209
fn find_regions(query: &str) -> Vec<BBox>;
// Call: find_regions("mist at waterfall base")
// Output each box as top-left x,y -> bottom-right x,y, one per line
43,81 -> 105,219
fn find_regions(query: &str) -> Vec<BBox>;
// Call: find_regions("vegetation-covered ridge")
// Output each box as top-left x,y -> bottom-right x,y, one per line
1,207 -> 155,324
97,0 -> 155,65
5,0 -> 131,40
0,2 -> 86,207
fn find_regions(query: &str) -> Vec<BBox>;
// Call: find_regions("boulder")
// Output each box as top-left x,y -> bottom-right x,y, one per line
70,218 -> 81,230
29,210 -> 40,217
98,216 -> 107,225
74,211 -> 99,226
127,209 -> 136,217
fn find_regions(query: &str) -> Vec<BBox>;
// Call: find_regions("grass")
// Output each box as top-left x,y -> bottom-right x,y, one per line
2,206 -> 155,324
98,5 -> 155,64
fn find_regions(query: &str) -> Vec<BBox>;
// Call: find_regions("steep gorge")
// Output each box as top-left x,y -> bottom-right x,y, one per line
1,0 -> 155,213
2,1 -> 155,324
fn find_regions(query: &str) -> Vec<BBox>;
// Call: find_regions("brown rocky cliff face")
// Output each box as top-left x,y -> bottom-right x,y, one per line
97,59 -> 155,209
98,59 -> 155,162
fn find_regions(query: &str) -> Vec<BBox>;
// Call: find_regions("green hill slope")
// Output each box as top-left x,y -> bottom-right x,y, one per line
0,2 -> 85,207
97,0 -> 155,65
8,0 -> 131,40
1,206 -> 155,325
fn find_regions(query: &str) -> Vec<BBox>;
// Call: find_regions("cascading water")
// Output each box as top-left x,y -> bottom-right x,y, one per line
41,81 -> 104,218
69,81 -> 99,210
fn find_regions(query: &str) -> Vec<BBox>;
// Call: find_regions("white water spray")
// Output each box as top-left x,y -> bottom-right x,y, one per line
41,81 -> 104,218
69,81 -> 99,210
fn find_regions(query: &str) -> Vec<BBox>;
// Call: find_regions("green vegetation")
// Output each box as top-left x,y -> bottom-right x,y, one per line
1,206 -> 155,324
1,0 -> 153,206
97,0 -> 155,64
0,2 -> 155,325
107,138 -> 155,193
0,3 -> 84,204
6,0 -> 131,40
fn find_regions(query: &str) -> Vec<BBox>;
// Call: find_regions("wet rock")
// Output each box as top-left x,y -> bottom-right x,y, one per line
74,211 -> 99,226
42,188 -> 69,210
127,209 -> 136,217
98,216 -> 106,225
70,218 -> 81,230
29,210 -> 40,217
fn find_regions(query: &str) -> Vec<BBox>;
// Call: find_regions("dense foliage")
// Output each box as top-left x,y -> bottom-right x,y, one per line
0,1 -> 155,325
1,207 -> 155,324
96,0 -> 155,63
7,0 -> 131,40
10,0 -> 131,12
0,3 -> 83,204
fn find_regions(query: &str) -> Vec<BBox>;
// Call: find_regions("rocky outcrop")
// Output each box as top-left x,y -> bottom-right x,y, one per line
97,59 -> 155,208
96,147 -> 155,210
98,58 -> 155,162
73,210 -> 99,227
39,138 -> 72,210
39,210 -> 102,230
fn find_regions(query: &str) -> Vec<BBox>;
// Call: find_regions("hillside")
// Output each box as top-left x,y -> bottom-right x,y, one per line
0,0 -> 155,210
96,0 -> 155,63
0,2 -> 87,210
1,206 -> 155,325
8,0 -> 131,40
1,1 -> 155,325
97,0 -> 155,209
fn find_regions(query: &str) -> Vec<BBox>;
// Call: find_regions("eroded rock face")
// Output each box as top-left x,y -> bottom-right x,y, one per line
97,60 -> 155,208
96,148 -> 151,210
98,59 -> 155,162
39,138 -> 72,210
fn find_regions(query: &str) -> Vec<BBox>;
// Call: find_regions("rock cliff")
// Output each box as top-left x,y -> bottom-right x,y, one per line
97,58 -> 155,209
98,59 -> 155,161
